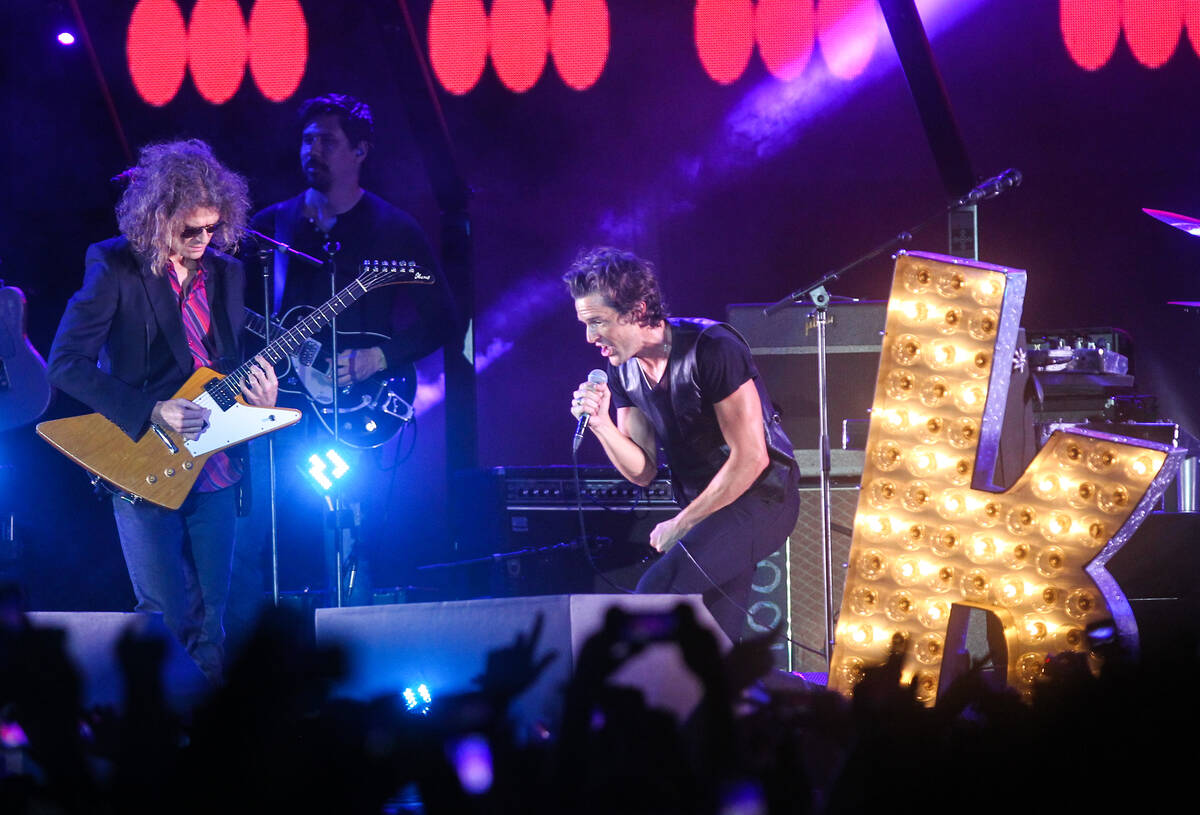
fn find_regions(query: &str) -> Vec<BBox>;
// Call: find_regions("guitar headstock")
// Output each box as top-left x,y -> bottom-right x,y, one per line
358,259 -> 434,290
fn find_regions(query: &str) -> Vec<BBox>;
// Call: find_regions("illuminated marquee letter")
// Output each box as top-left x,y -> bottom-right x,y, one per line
829,252 -> 1183,704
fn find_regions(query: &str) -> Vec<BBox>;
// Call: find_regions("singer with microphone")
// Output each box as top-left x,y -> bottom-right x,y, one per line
565,247 -> 800,642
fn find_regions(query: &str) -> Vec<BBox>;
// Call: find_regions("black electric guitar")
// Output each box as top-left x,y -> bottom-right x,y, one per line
0,283 -> 51,433
243,261 -> 424,449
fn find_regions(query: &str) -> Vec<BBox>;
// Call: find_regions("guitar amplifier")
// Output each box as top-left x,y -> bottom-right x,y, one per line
728,302 -> 1036,488
429,467 -> 678,599
726,302 -> 886,478
448,466 -> 676,579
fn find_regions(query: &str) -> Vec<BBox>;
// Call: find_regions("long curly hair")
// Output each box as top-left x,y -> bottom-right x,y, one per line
562,247 -> 668,326
115,139 -> 250,275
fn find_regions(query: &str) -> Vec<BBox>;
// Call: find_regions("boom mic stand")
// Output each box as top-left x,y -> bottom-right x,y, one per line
764,233 -> 910,669
763,168 -> 1022,669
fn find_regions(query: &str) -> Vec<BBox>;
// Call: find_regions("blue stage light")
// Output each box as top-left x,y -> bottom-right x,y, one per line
57,31 -> 76,46
328,449 -> 349,479
302,449 -> 352,493
402,683 -> 432,715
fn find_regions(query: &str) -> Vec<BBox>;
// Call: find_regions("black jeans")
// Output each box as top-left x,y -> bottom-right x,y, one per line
635,484 -> 801,643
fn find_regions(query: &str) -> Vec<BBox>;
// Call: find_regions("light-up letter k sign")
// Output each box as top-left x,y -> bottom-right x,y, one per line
829,251 -> 1183,704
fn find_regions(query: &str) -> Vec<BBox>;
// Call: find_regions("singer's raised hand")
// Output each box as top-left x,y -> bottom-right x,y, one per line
570,379 -> 611,429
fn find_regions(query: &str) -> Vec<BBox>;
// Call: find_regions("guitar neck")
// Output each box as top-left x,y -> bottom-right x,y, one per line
224,280 -> 370,396
243,308 -> 272,341
225,260 -> 427,400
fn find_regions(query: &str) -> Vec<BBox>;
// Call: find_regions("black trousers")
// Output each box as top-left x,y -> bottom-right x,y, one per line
635,483 -> 800,643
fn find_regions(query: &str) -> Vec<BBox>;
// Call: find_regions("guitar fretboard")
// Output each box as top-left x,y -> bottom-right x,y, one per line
219,260 -> 424,401
224,280 -> 368,397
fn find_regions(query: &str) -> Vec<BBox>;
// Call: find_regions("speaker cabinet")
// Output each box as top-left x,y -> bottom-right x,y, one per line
727,302 -> 885,466
1108,511 -> 1200,657
784,485 -> 860,673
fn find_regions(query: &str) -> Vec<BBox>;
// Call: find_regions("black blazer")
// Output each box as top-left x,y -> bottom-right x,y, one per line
48,236 -> 245,440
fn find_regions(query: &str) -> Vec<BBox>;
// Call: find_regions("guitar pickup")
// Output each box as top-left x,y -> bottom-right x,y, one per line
203,377 -> 237,410
297,338 -> 321,368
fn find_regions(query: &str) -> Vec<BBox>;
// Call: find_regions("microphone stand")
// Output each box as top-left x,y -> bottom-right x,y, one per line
255,246 -> 281,607
243,228 -> 326,608
321,238 -> 351,608
764,233 -> 909,671
763,172 -> 1021,670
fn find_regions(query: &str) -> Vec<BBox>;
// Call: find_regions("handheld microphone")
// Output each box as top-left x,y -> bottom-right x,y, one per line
572,369 -> 609,453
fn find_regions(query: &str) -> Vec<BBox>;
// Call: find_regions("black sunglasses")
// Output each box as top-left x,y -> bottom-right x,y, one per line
180,221 -> 222,240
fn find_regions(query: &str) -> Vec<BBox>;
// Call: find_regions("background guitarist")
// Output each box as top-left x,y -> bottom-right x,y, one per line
234,93 -> 457,626
250,92 -> 456,382
47,140 -> 278,685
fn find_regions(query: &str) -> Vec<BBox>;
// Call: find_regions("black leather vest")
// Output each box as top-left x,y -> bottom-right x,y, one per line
612,318 -> 798,506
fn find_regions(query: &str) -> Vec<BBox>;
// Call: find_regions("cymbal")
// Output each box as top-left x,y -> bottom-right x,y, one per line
1144,207 -> 1200,236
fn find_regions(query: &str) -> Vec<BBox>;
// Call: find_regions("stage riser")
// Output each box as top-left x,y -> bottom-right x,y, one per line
25,612 -> 207,711
315,594 -> 730,739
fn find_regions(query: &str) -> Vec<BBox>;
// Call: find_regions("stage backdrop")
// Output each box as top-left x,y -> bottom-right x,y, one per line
1,1 -> 1197,608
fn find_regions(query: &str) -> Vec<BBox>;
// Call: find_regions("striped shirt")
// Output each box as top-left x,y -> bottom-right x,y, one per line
169,264 -> 241,492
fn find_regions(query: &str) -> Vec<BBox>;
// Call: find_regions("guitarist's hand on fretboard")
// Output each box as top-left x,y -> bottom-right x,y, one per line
239,355 -> 279,408
336,346 -> 386,386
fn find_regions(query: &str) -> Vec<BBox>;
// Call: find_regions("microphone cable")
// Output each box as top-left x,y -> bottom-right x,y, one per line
674,540 -> 829,659
568,379 -> 828,656
570,442 -> 637,594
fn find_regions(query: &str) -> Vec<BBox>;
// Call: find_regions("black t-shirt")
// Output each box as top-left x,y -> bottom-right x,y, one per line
248,191 -> 457,368
610,331 -> 757,408
609,330 -> 759,471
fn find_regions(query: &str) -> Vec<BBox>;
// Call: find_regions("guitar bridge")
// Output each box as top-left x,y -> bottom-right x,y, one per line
149,423 -> 179,453
90,474 -> 142,504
